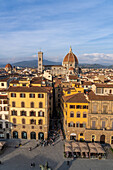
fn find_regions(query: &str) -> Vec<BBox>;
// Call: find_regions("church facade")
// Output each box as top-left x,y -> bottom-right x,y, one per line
38,47 -> 79,76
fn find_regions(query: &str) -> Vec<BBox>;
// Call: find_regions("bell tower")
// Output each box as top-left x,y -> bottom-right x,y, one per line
38,51 -> 43,73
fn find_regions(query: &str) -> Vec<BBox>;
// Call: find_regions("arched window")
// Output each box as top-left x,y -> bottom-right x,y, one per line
31,102 -> 34,108
21,131 -> 27,139
68,122 -> 75,127
30,119 -> 36,125
12,101 -> 15,107
83,112 -> 87,118
21,102 -> 25,108
39,102 -> 43,108
13,118 -> 16,124
30,111 -> 36,117
11,110 -> 17,116
76,122 -> 80,127
38,119 -> 43,125
83,123 -> 86,128
38,111 -> 44,117
22,118 -> 25,124
70,112 -> 74,117
21,111 -> 26,116
76,111 -> 80,118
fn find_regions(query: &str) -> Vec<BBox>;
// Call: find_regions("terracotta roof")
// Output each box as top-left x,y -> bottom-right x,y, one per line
62,93 -> 89,103
10,80 -> 19,84
95,83 -> 113,88
88,91 -> 113,101
7,86 -> 50,93
0,78 -> 9,82
69,75 -> 78,80
0,95 -> 7,99
83,82 -> 93,85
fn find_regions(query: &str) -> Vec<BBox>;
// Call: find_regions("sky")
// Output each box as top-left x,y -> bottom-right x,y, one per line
0,0 -> 113,64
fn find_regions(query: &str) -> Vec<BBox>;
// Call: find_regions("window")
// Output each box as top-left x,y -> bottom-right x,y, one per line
38,94 -> 44,98
20,93 -> 25,98
38,119 -> 43,125
102,121 -> 105,128
0,115 -> 2,119
38,111 -> 44,117
6,123 -> 8,128
83,113 -> 87,118
12,101 -> 15,107
103,105 -> 107,114
77,112 -> 80,118
13,118 -> 16,124
39,102 -> 43,108
0,124 -> 2,129
92,105 -> 97,113
112,122 -> 113,129
22,119 -> 25,124
30,111 -> 36,117
70,112 -> 74,117
31,102 -> 34,108
11,93 -> 16,97
21,102 -> 25,108
76,105 -> 82,109
29,94 -> 35,98
1,83 -> 4,86
83,105 -> 88,109
70,105 -> 75,109
92,121 -> 96,129
3,100 -> 8,104
30,119 -> 36,124
80,124 -> 83,128
11,110 -> 17,116
21,111 -> 26,116
83,123 -> 86,128
5,115 -> 8,119
4,106 -> 8,111
0,107 -> 2,111
76,122 -> 80,127
80,133 -> 83,136
0,100 -> 2,104
110,90 -> 112,94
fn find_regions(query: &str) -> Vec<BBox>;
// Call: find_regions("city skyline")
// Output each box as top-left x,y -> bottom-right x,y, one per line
0,0 -> 113,64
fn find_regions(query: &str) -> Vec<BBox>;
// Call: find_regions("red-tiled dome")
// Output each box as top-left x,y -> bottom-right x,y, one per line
63,47 -> 78,64
5,63 -> 12,69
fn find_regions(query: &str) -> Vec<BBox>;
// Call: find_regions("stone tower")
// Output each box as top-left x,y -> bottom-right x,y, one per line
38,51 -> 43,73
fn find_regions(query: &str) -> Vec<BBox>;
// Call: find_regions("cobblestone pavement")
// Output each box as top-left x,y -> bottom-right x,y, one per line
0,139 -> 113,170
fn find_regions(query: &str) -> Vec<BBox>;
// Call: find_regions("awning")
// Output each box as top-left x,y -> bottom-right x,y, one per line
90,148 -> 97,153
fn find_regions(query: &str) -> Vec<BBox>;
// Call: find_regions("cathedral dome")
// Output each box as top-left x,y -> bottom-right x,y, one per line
5,63 -> 12,69
63,47 -> 78,64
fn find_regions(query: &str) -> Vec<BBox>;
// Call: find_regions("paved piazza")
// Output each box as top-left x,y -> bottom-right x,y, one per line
0,139 -> 113,170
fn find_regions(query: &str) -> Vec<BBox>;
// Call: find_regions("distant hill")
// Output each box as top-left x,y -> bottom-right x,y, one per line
79,64 -> 107,69
0,60 -> 112,69
12,59 -> 62,68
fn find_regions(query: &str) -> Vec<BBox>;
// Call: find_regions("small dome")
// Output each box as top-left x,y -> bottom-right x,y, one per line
63,47 -> 78,64
5,63 -> 12,69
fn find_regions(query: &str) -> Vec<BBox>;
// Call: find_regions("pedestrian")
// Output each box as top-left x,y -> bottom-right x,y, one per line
29,147 -> 32,151
0,161 -> 2,164
67,161 -> 69,166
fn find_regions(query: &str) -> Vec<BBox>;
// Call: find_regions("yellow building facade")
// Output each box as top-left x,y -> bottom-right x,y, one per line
61,92 -> 89,141
8,79 -> 52,140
